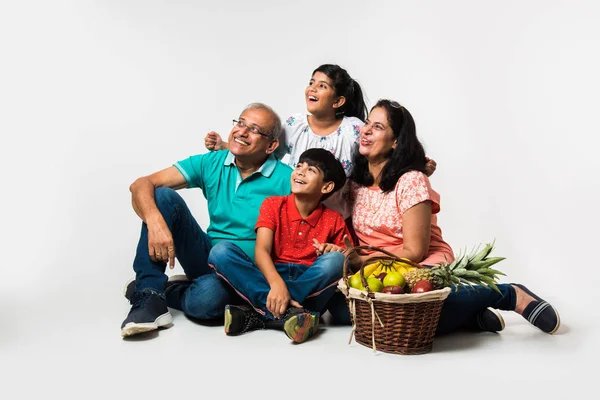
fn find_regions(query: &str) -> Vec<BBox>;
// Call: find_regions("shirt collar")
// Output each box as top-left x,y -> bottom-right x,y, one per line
286,193 -> 324,227
224,152 -> 278,178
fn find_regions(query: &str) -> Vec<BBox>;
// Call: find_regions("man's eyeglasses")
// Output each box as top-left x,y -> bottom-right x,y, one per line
232,119 -> 271,138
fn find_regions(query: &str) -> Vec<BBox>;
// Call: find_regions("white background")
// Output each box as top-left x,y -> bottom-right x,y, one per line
1,1 -> 598,399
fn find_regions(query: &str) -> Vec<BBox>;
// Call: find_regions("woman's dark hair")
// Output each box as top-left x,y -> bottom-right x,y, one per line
298,148 -> 346,201
349,99 -> 427,193
313,64 -> 367,121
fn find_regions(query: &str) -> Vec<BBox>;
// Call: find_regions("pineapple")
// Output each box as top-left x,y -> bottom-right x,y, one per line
404,241 -> 506,293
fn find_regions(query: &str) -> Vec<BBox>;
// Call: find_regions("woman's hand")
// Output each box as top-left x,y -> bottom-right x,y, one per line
342,235 -> 365,272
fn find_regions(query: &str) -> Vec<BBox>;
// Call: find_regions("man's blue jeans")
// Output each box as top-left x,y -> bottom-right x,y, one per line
326,283 -> 517,335
209,241 -> 345,320
133,187 -> 240,319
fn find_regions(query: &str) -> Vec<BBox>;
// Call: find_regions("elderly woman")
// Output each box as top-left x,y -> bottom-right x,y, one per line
329,99 -> 559,335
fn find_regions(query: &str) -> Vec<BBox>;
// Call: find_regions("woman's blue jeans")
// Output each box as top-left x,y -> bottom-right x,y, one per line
209,241 -> 345,320
133,187 -> 240,319
326,283 -> 517,335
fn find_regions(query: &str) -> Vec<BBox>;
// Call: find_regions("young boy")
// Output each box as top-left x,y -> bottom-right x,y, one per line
211,148 -> 351,343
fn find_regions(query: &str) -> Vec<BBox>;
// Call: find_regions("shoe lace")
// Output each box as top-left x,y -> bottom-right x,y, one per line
130,290 -> 155,308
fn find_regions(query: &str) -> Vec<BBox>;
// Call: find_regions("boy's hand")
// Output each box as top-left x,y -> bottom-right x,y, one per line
312,238 -> 344,255
205,131 -> 226,151
424,157 -> 437,177
267,281 -> 302,319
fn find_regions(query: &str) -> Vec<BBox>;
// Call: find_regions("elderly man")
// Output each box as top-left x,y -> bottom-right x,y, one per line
121,103 -> 292,337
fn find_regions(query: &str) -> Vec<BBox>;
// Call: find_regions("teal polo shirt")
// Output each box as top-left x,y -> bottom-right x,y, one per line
174,150 -> 292,260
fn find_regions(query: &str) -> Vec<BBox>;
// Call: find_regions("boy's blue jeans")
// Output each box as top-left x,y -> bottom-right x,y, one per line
326,283 -> 517,335
133,187 -> 240,319
209,241 -> 345,320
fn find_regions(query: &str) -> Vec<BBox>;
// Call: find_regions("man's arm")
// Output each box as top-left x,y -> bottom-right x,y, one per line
130,166 -> 188,269
255,227 -> 301,318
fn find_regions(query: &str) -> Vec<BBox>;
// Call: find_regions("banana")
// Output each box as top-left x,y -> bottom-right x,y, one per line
351,261 -> 381,281
369,263 -> 383,279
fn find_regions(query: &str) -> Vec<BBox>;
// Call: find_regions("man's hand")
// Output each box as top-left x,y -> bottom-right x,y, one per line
205,131 -> 227,151
147,219 -> 176,269
425,157 -> 437,177
267,281 -> 302,319
312,238 -> 344,256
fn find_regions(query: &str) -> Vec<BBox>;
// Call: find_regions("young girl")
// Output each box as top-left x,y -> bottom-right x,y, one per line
205,64 -> 367,177
205,64 -> 436,217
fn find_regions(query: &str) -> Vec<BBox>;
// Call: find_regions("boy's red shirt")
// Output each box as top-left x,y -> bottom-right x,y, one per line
255,194 -> 351,266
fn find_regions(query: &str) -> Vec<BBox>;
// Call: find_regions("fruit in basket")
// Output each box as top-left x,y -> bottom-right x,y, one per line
403,241 -> 506,293
366,277 -> 384,292
412,280 -> 433,293
383,271 -> 406,288
348,274 -> 365,290
382,285 -> 405,294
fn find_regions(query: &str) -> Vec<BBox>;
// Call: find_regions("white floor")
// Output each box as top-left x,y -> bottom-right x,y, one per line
2,2 -> 599,399
2,270 -> 596,400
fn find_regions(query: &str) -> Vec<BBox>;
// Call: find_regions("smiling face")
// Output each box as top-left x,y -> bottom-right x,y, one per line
359,106 -> 397,163
227,107 -> 278,160
291,161 -> 334,199
305,71 -> 345,116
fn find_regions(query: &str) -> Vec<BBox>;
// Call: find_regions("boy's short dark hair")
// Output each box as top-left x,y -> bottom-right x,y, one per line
297,148 -> 346,201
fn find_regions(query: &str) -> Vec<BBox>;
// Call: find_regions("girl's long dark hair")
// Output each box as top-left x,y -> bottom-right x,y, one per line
313,64 -> 367,121
349,99 -> 427,193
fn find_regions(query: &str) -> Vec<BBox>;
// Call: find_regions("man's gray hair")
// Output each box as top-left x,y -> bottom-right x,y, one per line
242,102 -> 283,140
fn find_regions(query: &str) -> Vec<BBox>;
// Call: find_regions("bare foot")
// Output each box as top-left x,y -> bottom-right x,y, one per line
512,284 -> 536,314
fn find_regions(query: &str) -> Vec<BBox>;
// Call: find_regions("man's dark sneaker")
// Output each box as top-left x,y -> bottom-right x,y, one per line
123,277 -> 137,301
224,304 -> 266,336
470,307 -> 505,332
123,274 -> 189,302
121,289 -> 173,337
282,307 -> 320,343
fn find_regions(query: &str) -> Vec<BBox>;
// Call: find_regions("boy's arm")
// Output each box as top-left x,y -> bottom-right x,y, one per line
255,227 -> 301,318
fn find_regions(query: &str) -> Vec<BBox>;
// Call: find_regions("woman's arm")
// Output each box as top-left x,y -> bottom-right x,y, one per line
366,201 -> 432,263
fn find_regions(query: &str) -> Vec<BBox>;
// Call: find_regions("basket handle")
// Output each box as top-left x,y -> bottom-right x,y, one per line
342,244 -> 425,294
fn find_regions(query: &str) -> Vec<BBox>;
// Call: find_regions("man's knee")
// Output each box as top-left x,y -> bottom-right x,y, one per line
154,187 -> 184,208
207,241 -> 244,269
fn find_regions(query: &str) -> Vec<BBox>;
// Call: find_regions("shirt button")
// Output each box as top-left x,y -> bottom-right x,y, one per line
298,232 -> 302,235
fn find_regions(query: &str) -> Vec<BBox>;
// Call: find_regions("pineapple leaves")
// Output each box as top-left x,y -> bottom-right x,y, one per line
442,240 -> 506,292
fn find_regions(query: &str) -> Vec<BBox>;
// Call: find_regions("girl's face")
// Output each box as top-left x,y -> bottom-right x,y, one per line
359,107 -> 397,162
305,71 -> 344,116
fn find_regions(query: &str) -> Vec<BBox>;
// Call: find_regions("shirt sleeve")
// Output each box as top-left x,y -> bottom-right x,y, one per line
255,196 -> 280,232
396,171 -> 440,215
174,153 -> 207,189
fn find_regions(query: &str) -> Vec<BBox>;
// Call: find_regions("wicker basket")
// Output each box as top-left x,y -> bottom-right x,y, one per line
338,246 -> 451,355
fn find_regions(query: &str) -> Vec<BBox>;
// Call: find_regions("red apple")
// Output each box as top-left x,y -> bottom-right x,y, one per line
412,280 -> 434,293
382,285 -> 405,294
377,272 -> 387,282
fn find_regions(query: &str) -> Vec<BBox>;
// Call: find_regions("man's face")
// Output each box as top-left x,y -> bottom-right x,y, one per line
228,108 -> 278,158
